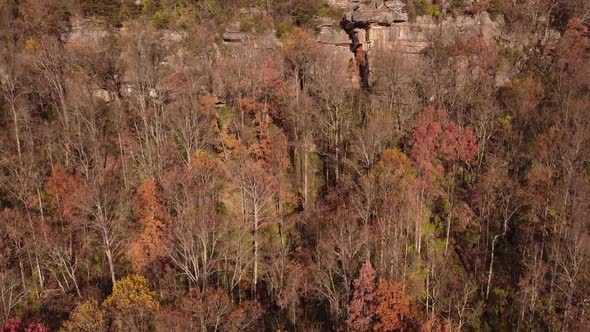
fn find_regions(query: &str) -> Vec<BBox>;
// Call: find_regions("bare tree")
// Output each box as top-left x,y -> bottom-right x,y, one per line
236,160 -> 277,293
313,207 -> 366,320
162,156 -> 228,289
80,179 -> 126,285
309,54 -> 356,186
485,193 -> 520,300
0,270 -> 26,326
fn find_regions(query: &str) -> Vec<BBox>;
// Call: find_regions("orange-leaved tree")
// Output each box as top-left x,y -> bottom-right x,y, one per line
127,180 -> 168,273
46,164 -> 84,225
373,280 -> 411,332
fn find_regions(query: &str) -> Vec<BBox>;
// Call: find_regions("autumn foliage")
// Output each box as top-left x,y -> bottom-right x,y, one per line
347,259 -> 377,331
103,275 -> 159,331
373,280 -> 411,332
1,1 -> 590,331
60,300 -> 107,332
45,165 -> 84,225
411,107 -> 477,186
348,260 -> 413,331
127,180 -> 168,272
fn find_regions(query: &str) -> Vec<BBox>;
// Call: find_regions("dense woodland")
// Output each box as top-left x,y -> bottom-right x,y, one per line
1,0 -> 590,331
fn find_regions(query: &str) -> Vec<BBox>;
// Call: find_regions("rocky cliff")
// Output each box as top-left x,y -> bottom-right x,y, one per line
57,1 -> 555,96
329,0 -> 504,55
318,0 -> 515,88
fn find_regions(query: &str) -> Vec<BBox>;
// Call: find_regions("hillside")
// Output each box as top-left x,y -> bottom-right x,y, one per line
1,0 -> 589,331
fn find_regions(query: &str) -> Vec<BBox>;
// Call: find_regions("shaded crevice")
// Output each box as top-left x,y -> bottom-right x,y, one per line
342,20 -> 371,90
355,42 -> 370,90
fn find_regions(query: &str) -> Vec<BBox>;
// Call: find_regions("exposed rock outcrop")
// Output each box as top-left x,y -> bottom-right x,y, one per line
223,22 -> 246,43
326,0 -> 354,9
63,17 -> 109,45
315,15 -> 359,87
59,4 -> 523,96
343,0 -> 408,28
222,22 -> 278,49
321,0 -> 512,88
339,1 -> 503,55
317,17 -> 351,46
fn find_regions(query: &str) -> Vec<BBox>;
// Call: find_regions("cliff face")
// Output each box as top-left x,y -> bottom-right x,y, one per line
348,14 -> 502,53
334,0 -> 503,54
56,2 -> 547,95
318,0 -> 508,87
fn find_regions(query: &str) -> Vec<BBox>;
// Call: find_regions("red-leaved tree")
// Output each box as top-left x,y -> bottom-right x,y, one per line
347,259 -> 376,331
411,107 -> 478,188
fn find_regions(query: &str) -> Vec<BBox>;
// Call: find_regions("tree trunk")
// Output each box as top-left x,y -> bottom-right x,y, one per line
103,233 -> 116,285
303,147 -> 308,210
10,103 -> 21,162
445,170 -> 455,255
486,234 -> 500,300
253,204 -> 259,295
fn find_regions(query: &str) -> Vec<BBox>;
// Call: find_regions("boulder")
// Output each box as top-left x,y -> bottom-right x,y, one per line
93,89 -> 111,103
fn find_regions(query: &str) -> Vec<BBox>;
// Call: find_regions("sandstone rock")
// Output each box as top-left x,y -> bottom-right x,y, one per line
343,0 -> 408,27
223,31 -> 246,43
223,22 -> 245,43
251,31 -> 279,49
318,27 -> 351,46
93,89 -> 111,103
326,0 -> 354,9
316,16 -> 336,28
495,61 -> 511,88
443,12 -> 502,40
161,30 -> 187,44
64,17 -> 108,45
336,4 -> 515,90
364,23 -> 432,54
351,8 -> 407,25
317,17 -> 351,46
222,24 -> 277,48
223,21 -> 277,49
346,14 -> 435,56
316,43 -> 357,84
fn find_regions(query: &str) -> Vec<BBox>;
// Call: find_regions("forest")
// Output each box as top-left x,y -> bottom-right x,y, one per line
0,0 -> 589,331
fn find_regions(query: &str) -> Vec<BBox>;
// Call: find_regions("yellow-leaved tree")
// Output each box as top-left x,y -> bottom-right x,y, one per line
103,274 -> 159,331
60,300 -> 107,332
61,275 -> 159,331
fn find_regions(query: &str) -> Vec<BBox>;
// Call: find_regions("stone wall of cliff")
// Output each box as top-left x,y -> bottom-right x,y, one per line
57,0 -> 559,96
